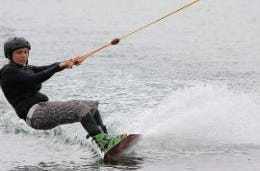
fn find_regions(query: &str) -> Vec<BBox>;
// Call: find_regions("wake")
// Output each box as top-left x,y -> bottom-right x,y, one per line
119,83 -> 260,149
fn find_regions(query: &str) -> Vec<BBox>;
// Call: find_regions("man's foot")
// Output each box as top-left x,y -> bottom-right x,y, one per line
93,133 -> 127,153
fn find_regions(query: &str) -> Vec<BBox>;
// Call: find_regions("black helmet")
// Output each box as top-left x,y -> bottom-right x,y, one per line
4,37 -> 31,59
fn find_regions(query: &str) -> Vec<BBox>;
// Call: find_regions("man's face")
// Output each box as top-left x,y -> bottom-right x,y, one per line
12,48 -> 29,65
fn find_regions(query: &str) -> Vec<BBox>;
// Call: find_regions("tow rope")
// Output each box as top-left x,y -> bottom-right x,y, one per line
81,0 -> 200,59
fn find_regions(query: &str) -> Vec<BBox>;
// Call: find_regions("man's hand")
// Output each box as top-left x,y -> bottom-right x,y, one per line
70,56 -> 85,65
59,56 -> 86,69
59,60 -> 74,69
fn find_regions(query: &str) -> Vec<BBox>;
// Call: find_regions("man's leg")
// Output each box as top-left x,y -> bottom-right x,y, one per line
26,100 -> 101,136
81,100 -> 108,133
92,110 -> 108,134
81,114 -> 101,136
26,100 -> 125,153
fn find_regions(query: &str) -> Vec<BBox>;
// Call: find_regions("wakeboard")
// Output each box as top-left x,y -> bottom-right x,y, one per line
104,134 -> 141,160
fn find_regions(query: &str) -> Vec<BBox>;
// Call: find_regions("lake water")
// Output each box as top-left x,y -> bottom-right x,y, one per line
0,0 -> 260,170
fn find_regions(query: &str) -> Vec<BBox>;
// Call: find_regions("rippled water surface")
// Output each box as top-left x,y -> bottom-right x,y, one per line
0,0 -> 260,170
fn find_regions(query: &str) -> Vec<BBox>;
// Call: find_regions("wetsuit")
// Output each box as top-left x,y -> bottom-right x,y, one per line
0,61 -> 106,135
0,61 -> 62,120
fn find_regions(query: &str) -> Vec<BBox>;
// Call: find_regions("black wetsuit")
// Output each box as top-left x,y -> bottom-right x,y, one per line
0,62 -> 63,120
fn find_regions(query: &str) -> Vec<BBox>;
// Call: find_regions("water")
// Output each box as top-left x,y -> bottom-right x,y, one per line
0,0 -> 260,170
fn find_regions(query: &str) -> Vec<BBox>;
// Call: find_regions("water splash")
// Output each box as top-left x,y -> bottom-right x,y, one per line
119,83 -> 260,151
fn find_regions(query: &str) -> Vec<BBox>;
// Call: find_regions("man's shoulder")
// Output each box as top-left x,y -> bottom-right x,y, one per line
0,63 -> 22,76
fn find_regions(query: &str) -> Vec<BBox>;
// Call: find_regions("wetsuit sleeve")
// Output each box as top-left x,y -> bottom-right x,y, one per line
32,62 -> 63,73
2,63 -> 63,84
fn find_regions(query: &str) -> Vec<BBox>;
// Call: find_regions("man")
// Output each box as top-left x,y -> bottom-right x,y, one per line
0,37 -> 125,153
